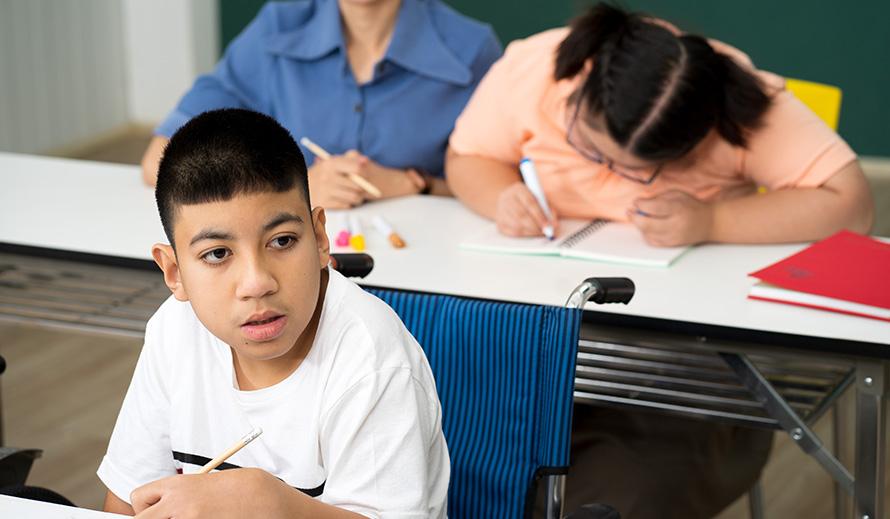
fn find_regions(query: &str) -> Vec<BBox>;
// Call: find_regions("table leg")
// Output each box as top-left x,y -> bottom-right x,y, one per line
720,352 -> 855,493
854,360 -> 887,519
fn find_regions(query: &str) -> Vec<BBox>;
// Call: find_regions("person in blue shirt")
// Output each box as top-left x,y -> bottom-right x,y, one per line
140,0 -> 502,209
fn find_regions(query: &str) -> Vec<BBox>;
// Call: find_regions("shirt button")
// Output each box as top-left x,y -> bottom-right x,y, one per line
354,103 -> 363,113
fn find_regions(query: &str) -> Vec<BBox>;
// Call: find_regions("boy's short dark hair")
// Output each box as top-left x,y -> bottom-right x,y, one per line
156,108 -> 310,247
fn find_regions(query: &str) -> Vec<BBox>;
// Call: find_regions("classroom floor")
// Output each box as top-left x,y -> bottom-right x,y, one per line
1,130 -> 888,517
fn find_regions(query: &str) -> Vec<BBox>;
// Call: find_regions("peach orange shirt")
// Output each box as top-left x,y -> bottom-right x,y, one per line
449,28 -> 857,222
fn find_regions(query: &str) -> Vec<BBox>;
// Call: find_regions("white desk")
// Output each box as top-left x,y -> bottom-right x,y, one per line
2,152 -> 888,517
2,152 -> 885,346
0,494 -> 126,518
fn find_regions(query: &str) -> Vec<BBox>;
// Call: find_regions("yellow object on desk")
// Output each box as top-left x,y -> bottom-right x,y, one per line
347,214 -> 366,251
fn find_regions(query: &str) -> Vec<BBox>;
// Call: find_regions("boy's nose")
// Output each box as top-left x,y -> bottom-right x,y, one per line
235,256 -> 278,300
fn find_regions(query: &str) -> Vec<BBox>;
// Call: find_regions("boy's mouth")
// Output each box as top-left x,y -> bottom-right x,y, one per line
241,312 -> 287,342
247,316 -> 279,325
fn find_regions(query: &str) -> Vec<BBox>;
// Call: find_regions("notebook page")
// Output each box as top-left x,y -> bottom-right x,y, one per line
459,220 -> 592,256
557,220 -> 689,267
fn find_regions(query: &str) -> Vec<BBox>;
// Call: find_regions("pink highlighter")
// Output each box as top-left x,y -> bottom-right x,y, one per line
335,229 -> 351,247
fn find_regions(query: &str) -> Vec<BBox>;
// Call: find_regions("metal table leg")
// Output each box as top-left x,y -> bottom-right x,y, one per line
854,360 -> 887,519
834,391 -> 852,519
720,352 -> 855,495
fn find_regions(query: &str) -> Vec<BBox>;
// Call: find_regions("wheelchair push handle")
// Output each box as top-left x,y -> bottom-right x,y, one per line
565,277 -> 635,309
587,277 -> 635,304
330,253 -> 374,278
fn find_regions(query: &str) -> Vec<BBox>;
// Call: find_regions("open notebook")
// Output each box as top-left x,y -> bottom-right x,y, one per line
460,219 -> 689,267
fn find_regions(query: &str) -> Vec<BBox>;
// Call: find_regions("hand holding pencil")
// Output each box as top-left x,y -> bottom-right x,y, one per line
128,428 -> 265,517
489,158 -> 560,239
197,427 -> 263,474
301,138 -> 382,209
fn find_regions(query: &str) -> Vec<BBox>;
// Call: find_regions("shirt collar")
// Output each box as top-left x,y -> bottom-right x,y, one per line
384,0 -> 472,86
265,0 -> 343,61
265,0 -> 471,86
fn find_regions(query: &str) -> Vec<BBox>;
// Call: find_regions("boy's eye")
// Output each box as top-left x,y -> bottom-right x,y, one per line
270,235 -> 296,249
201,248 -> 231,264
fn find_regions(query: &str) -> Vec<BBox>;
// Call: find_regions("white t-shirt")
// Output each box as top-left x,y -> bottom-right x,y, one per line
97,269 -> 449,518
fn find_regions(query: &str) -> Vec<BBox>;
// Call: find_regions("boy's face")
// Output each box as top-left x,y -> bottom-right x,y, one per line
152,187 -> 330,371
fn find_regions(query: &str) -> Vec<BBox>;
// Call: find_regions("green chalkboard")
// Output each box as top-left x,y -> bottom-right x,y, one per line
219,0 -> 889,156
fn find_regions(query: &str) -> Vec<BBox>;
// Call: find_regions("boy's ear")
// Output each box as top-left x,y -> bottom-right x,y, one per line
152,243 -> 189,301
311,207 -> 331,269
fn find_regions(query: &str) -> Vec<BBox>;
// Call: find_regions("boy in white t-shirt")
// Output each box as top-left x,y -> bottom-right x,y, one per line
98,109 -> 449,518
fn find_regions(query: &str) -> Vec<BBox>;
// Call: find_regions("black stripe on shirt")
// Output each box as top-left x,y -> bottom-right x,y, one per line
172,451 -> 240,471
171,451 -> 326,497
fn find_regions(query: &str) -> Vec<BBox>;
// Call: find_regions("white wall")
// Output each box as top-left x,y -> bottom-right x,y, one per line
122,0 -> 219,125
0,0 -> 219,155
0,0 -> 129,154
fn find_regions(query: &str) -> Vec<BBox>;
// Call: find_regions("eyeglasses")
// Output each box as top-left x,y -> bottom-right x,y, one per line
565,99 -> 663,185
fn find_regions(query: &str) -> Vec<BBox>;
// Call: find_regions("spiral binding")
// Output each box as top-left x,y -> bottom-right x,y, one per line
559,219 -> 608,249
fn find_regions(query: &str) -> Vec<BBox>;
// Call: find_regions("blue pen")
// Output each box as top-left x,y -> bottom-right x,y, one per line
519,158 -> 555,240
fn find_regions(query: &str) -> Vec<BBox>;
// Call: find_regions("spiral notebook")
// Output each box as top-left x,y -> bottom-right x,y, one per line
460,219 -> 689,267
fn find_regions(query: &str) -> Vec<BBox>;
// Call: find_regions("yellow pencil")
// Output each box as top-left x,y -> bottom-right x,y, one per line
299,137 -> 382,198
197,427 -> 263,474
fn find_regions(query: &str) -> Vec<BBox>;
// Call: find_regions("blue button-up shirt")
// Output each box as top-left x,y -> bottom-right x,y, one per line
157,0 -> 502,177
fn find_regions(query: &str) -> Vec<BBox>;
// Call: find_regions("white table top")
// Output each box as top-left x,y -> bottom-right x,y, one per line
2,152 -> 888,347
1,152 -> 166,259
0,495 -> 126,518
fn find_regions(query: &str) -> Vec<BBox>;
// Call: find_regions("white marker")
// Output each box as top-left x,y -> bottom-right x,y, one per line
371,215 -> 406,248
347,214 -> 365,251
519,157 -> 555,240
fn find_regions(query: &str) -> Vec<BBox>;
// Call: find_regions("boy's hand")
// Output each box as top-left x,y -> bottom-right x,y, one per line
131,468 -> 284,519
308,151 -> 371,209
628,190 -> 714,247
495,182 -> 558,237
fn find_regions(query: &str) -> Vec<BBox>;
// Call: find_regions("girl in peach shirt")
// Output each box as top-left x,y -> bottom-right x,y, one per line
447,4 -> 873,247
447,4 -> 874,518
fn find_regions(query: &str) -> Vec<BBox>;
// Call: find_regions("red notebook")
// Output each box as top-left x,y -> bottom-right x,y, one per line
748,230 -> 890,322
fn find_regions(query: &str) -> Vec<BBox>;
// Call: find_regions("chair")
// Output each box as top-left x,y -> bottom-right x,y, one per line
366,288 -> 580,518
365,278 -> 633,518
785,78 -> 842,130
0,353 -> 45,490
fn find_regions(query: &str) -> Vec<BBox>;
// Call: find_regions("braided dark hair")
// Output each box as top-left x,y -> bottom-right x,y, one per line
555,3 -> 771,161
